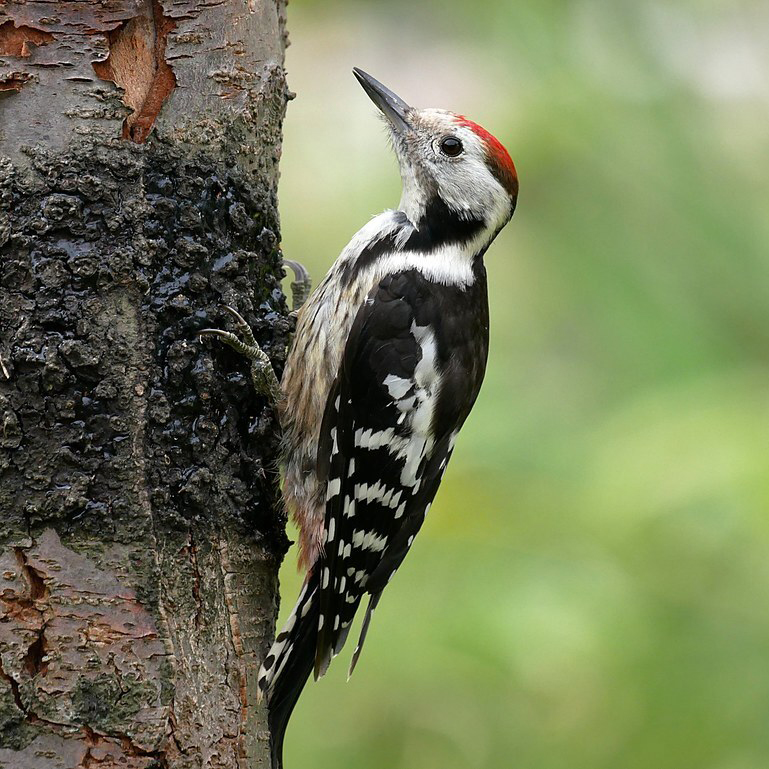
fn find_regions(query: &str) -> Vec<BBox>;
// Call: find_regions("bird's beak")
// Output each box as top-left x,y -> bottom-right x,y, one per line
353,68 -> 411,133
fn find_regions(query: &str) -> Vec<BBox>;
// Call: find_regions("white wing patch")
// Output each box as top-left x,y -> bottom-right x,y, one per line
381,322 -> 440,488
351,529 -> 389,553
382,375 -> 412,399
354,426 -> 409,454
354,481 -> 403,509
326,478 -> 341,500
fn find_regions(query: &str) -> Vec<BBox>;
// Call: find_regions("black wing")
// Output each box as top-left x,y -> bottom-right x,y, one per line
313,267 -> 489,677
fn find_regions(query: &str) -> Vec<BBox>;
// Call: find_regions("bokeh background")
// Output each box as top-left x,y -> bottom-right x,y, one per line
275,1 -> 769,767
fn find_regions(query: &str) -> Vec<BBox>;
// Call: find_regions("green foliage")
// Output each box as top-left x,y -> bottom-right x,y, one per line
277,1 -> 769,766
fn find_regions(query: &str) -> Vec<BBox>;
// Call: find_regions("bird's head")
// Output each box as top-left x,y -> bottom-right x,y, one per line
354,67 -> 518,240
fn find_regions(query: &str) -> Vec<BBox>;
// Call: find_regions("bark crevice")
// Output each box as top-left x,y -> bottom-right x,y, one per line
91,0 -> 177,143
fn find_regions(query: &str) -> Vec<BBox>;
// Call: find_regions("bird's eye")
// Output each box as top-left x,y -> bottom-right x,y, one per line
439,136 -> 463,157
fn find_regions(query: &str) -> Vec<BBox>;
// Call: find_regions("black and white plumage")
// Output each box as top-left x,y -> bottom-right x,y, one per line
261,69 -> 518,768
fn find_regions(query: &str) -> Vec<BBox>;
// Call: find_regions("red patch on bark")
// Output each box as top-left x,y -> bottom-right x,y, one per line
91,0 -> 176,143
0,21 -> 53,57
0,71 -> 34,92
456,115 -> 518,197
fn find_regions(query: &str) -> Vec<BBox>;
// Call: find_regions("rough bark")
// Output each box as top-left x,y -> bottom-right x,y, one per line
0,1 -> 291,767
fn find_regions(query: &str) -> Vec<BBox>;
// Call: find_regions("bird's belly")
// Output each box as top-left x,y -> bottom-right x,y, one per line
279,273 -> 370,568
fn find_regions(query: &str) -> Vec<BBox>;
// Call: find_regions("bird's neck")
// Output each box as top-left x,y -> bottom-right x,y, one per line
336,193 -> 508,291
399,193 -> 509,265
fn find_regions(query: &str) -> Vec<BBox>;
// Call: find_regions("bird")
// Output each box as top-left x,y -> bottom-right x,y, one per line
204,67 -> 518,768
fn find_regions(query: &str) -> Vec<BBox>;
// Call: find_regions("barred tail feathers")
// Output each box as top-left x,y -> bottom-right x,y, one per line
259,573 -> 319,769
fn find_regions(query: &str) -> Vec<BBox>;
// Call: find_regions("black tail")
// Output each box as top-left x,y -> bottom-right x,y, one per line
263,571 -> 320,769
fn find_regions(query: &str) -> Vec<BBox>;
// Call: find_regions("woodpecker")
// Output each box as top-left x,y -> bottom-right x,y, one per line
205,68 -> 518,768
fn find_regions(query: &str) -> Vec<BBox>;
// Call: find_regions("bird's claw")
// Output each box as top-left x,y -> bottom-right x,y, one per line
199,305 -> 281,402
197,257 -> 311,399
283,259 -> 312,313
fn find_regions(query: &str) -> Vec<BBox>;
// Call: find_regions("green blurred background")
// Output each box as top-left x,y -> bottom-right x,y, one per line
275,1 -> 769,767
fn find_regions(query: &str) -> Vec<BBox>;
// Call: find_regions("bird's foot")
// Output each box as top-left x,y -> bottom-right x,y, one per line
199,306 -> 281,402
283,259 -> 312,314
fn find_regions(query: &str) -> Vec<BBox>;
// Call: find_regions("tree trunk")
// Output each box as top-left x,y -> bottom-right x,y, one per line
0,2 -> 290,767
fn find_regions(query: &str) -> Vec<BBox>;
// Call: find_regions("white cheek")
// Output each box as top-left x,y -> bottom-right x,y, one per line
437,157 -> 497,213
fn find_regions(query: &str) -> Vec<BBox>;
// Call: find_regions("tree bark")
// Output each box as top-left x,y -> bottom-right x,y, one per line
0,2 -> 290,767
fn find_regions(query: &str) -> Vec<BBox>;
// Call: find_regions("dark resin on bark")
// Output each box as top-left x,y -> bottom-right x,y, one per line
0,127 -> 289,769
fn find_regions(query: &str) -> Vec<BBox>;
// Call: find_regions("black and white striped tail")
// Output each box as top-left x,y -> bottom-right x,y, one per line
259,572 -> 320,769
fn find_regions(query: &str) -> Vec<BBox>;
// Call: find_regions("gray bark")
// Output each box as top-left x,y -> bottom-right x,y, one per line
0,1 -> 291,767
